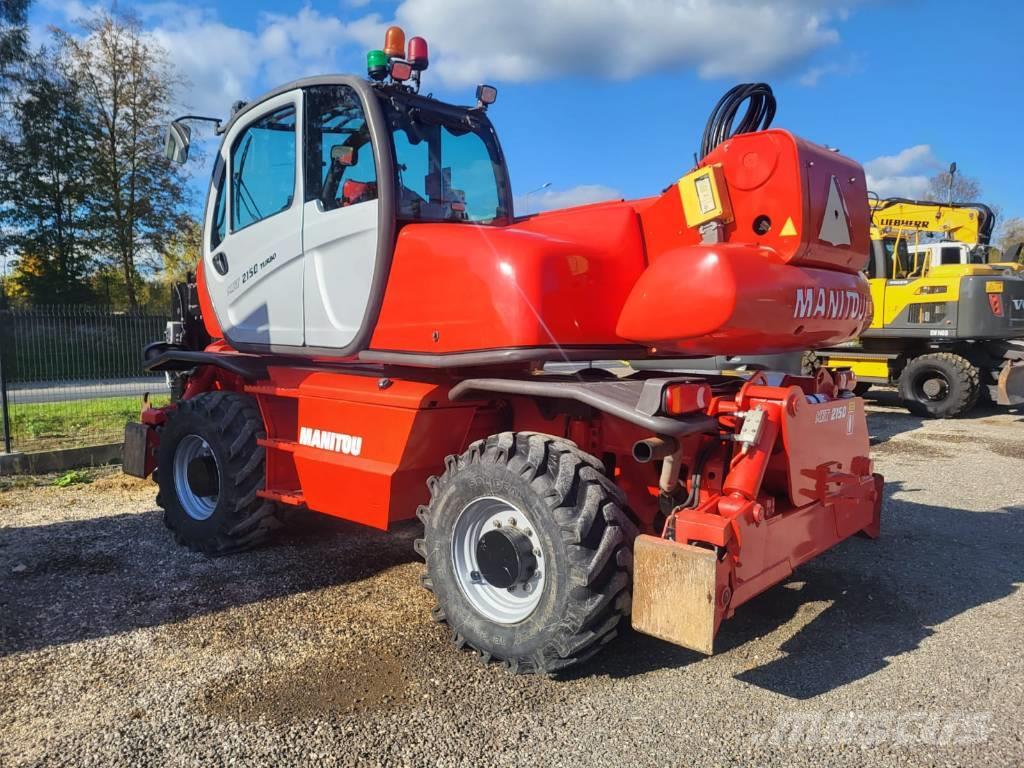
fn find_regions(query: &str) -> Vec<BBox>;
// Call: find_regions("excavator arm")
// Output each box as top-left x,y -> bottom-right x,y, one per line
870,197 -> 995,246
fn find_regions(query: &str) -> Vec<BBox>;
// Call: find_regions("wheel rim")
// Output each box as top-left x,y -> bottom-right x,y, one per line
916,371 -> 950,402
173,434 -> 220,521
451,496 -> 546,624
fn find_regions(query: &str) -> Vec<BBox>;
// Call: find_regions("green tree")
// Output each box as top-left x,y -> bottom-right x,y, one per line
0,52 -> 96,304
160,215 -> 202,284
0,0 -> 31,123
57,9 -> 190,310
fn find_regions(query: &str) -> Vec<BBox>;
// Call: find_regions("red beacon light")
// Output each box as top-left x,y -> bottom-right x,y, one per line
383,26 -> 406,59
407,36 -> 429,71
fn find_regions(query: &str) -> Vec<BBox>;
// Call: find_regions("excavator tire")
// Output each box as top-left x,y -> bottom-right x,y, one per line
416,432 -> 637,674
898,353 -> 980,418
157,392 -> 284,555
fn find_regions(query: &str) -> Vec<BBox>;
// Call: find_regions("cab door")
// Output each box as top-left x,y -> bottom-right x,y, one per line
301,84 -> 381,349
203,91 -> 305,348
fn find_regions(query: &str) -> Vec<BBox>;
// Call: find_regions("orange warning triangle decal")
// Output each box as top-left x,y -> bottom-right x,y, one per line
780,217 -> 798,237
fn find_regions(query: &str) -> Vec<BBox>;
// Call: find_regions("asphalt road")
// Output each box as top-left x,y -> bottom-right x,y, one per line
1,395 -> 1022,767
8,377 -> 169,405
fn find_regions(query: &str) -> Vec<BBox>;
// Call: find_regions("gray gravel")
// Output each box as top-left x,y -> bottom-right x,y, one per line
1,391 -> 1022,767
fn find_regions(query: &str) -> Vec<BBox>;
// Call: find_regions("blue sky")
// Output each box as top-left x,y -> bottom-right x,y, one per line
30,0 -> 1024,229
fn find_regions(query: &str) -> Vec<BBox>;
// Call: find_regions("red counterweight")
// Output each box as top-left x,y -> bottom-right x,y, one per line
618,130 -> 874,356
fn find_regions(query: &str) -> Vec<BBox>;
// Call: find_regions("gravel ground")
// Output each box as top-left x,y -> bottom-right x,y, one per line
1,392 -> 1022,767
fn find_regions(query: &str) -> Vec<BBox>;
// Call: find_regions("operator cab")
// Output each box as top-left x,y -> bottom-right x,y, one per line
165,30 -> 511,355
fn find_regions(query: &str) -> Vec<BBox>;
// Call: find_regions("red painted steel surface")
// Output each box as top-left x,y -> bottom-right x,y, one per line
245,367 -> 491,530
370,201 -> 647,353
615,243 -> 873,355
369,130 -> 872,359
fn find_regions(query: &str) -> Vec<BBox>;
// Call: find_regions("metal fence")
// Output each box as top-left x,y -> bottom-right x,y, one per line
0,306 -> 170,455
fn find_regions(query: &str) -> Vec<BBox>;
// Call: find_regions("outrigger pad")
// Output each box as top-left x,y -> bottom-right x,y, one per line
631,534 -> 718,655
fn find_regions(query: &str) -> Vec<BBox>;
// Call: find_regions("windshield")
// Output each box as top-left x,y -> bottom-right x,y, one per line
385,98 -> 509,224
883,237 -> 914,278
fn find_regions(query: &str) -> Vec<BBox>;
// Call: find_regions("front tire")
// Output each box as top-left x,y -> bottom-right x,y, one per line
898,353 -> 980,418
416,432 -> 637,674
158,392 -> 283,555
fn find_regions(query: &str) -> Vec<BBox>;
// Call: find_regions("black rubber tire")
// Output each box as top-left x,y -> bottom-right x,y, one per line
853,382 -> 872,397
157,391 -> 283,555
898,353 -> 980,418
415,432 -> 637,674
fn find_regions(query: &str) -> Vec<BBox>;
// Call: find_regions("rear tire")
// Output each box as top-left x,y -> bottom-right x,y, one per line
158,392 -> 283,555
416,432 -> 637,674
898,353 -> 980,418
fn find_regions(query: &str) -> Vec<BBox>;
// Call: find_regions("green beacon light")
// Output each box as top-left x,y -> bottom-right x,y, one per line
367,49 -> 388,81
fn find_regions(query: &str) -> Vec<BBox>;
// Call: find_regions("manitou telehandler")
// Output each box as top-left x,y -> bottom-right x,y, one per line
125,29 -> 882,673
814,197 -> 1024,417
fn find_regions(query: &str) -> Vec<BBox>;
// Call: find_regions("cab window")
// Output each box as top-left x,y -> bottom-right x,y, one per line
304,85 -> 377,210
883,237 -> 913,278
388,100 -> 507,224
210,159 -> 226,249
940,246 -> 961,265
230,105 -> 296,231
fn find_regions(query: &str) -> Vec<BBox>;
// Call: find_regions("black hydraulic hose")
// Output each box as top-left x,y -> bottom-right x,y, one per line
699,83 -> 776,161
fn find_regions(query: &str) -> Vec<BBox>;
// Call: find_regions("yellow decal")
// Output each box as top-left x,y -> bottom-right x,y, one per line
985,281 -> 1004,293
780,217 -> 798,237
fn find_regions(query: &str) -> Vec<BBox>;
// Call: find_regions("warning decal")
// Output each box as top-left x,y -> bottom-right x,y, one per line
818,175 -> 851,246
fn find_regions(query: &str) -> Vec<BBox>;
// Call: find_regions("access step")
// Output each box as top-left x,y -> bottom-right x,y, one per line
257,488 -> 306,506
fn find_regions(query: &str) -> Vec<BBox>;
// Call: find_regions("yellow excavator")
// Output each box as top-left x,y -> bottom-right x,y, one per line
815,197 -> 1024,417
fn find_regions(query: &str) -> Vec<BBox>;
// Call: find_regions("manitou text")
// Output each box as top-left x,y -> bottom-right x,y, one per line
298,427 -> 364,456
793,287 -> 869,321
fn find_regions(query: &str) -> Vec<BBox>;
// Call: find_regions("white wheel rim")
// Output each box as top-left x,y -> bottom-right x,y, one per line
451,496 -> 546,624
173,434 -> 219,521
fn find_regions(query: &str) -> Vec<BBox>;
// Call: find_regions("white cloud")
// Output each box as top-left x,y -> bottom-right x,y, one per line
37,0 -> 861,116
516,184 -> 622,214
797,54 -> 861,86
864,144 -> 940,199
395,0 -> 855,86
35,3 -> 372,116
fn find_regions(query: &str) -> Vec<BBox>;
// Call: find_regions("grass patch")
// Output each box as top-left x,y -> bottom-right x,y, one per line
53,469 -> 93,487
8,395 -> 170,453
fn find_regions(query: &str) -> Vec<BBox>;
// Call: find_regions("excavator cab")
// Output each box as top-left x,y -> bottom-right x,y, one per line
167,76 -> 511,354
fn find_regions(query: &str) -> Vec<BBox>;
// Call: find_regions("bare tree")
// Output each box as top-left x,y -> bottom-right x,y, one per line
56,10 -> 189,310
926,170 -> 982,204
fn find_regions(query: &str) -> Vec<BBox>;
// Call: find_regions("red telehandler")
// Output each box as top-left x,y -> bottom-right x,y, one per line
126,28 -> 882,673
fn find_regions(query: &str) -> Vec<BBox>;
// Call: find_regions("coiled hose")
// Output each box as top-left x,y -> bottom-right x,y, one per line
699,82 -> 777,161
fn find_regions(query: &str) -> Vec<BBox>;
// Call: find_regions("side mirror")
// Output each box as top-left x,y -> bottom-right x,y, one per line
165,121 -> 191,164
331,144 -> 357,167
